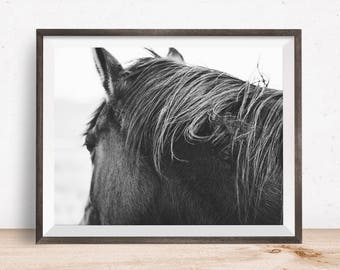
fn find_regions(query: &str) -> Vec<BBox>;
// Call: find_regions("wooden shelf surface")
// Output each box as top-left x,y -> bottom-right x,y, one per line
0,229 -> 339,269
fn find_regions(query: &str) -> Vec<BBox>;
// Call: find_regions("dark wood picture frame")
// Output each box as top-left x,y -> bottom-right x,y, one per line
36,29 -> 302,244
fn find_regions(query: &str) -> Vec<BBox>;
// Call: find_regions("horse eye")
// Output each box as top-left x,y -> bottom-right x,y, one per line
84,133 -> 97,152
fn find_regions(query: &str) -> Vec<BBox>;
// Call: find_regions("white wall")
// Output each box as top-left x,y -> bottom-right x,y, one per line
1,0 -> 339,228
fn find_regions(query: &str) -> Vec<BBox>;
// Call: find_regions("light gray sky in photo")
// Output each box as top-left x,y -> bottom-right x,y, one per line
53,37 -> 286,103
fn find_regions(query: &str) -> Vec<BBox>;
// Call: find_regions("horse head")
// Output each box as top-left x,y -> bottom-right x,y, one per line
81,47 -> 283,225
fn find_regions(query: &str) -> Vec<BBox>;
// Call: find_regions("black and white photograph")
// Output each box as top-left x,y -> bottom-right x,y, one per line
37,30 -> 301,243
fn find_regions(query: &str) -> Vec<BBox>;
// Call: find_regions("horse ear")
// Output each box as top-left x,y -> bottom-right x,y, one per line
92,48 -> 123,97
167,47 -> 184,62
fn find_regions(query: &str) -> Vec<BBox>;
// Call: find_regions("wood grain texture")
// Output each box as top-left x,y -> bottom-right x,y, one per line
0,229 -> 339,269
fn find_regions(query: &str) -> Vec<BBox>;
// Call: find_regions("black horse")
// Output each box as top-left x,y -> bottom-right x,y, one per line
81,47 -> 283,225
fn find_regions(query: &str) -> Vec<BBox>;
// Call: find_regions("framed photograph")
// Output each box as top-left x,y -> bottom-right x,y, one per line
36,29 -> 301,244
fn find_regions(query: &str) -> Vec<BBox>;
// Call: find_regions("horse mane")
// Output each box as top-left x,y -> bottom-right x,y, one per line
98,55 -> 283,224
84,101 -> 106,136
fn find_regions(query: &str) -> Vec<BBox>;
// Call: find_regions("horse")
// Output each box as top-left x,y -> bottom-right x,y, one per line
80,47 -> 283,225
